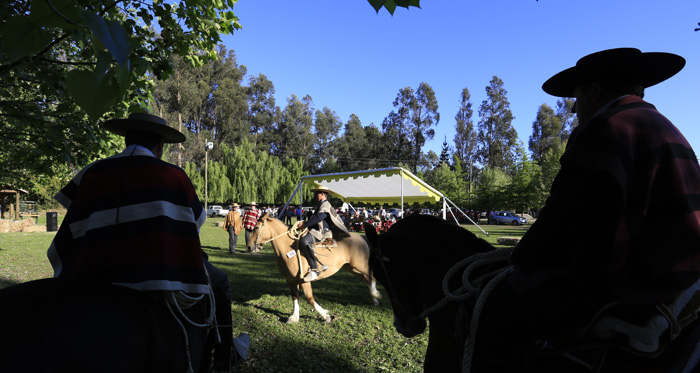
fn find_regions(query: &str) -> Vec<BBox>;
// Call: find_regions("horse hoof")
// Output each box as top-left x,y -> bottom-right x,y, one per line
287,316 -> 299,324
372,298 -> 380,306
323,315 -> 332,323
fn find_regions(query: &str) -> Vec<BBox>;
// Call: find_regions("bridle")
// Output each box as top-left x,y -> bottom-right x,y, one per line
372,250 -> 426,324
252,218 -> 308,251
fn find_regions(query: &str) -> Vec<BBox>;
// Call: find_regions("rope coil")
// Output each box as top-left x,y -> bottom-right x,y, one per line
163,265 -> 219,373
418,247 -> 515,373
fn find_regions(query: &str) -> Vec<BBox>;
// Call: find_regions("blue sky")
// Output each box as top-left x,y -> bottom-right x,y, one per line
220,0 -> 700,157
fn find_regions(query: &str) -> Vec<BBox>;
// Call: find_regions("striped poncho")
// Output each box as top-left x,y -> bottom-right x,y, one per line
47,145 -> 209,294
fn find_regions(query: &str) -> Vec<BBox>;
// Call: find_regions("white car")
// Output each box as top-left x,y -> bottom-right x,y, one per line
206,205 -> 228,217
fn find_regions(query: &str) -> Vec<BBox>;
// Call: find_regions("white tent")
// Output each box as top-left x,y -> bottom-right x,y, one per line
281,167 -> 488,235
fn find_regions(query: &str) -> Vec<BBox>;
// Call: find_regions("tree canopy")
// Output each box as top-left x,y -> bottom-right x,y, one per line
1,0 -> 241,184
4,0 -> 578,215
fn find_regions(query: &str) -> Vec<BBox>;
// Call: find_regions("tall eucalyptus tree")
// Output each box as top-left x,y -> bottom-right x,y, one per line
477,76 -> 518,171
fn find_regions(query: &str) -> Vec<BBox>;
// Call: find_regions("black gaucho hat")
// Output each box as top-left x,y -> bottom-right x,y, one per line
542,48 -> 685,97
104,113 -> 186,143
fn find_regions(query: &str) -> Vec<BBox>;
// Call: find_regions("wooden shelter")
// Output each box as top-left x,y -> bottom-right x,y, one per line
0,185 -> 29,221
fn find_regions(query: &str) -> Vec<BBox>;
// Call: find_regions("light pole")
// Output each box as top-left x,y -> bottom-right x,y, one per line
205,139 -> 214,211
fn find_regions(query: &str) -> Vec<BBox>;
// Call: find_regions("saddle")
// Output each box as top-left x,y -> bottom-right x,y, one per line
312,238 -> 337,249
533,287 -> 700,372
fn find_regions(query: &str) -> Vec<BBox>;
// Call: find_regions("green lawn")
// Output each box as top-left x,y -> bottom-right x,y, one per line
0,216 -> 530,372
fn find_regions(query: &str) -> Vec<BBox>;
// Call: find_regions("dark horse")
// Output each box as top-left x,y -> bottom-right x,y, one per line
0,278 -> 216,373
364,215 -> 700,373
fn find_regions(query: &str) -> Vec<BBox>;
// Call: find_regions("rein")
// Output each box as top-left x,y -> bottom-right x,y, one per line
420,247 -> 514,319
432,247 -> 514,373
253,219 -> 309,281
254,220 -> 307,247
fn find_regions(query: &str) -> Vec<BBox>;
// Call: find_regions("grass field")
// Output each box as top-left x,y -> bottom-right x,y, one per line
0,214 -> 529,372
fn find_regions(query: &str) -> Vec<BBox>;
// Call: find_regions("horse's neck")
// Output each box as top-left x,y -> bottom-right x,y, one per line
266,221 -> 296,256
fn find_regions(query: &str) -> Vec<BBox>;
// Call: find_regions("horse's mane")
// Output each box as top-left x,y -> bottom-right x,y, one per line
260,212 -> 286,227
380,215 -> 494,258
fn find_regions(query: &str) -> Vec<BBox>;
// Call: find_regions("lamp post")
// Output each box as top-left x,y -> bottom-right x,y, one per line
205,140 -> 214,211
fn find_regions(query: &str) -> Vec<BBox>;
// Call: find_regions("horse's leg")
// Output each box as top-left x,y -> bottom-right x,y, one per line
342,263 -> 382,306
287,281 -> 301,324
368,276 -> 382,306
300,282 -> 331,323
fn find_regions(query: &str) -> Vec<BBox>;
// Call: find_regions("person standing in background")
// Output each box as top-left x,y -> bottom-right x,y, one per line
223,203 -> 242,255
242,202 -> 261,253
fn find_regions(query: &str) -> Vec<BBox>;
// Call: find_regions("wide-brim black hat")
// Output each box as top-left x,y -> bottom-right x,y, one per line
542,48 -> 685,97
104,113 -> 186,143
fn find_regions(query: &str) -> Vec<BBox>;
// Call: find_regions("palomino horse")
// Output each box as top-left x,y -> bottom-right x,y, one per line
0,278 -> 216,372
247,213 -> 381,323
363,216 -> 700,373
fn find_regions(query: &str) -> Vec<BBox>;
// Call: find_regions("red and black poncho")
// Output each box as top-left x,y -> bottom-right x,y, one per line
47,145 -> 209,294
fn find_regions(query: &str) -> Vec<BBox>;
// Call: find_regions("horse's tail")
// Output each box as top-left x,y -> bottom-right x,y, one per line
362,222 -> 379,280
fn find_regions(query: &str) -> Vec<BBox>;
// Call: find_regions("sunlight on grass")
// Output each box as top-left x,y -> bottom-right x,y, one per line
1,216 -> 531,372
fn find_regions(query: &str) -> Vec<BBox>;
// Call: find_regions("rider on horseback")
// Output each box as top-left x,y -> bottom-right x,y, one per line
474,48 -> 700,372
47,113 -> 243,371
296,186 -> 350,282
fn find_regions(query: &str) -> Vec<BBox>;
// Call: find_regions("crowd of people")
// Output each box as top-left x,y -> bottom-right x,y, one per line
223,203 -> 402,238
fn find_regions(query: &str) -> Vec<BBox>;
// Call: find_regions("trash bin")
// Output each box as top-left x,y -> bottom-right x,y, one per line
46,212 -> 58,232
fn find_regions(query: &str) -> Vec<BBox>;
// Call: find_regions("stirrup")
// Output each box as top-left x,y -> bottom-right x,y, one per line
304,269 -> 320,282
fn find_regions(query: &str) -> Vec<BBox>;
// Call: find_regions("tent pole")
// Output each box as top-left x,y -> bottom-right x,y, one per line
279,181 -> 303,219
400,169 -> 404,218
298,182 -> 303,220
442,198 -> 446,220
444,196 -> 489,236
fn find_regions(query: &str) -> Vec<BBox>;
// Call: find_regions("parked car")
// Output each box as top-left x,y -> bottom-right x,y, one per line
493,211 -> 528,226
206,205 -> 227,217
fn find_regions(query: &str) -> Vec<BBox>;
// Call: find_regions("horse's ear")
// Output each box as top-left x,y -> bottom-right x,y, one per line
363,222 -> 379,255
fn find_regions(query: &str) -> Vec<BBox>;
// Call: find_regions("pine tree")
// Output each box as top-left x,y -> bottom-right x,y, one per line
437,136 -> 452,167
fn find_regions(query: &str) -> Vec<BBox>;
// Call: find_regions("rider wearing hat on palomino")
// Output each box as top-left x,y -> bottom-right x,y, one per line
474,48 -> 700,371
296,186 -> 350,282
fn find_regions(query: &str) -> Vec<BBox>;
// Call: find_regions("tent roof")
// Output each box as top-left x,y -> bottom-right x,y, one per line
301,167 -> 443,205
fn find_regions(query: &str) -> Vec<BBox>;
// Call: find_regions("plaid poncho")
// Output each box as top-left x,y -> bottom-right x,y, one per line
512,95 -> 700,307
47,145 -> 209,294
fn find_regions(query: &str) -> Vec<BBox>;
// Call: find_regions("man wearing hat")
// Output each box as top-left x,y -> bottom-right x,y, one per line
472,49 -> 700,371
295,186 -> 350,281
47,113 -> 239,371
242,202 -> 262,252
224,203 -> 243,254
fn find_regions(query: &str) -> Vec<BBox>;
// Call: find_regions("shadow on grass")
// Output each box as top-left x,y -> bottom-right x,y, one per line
0,278 -> 22,290
233,325 -> 379,373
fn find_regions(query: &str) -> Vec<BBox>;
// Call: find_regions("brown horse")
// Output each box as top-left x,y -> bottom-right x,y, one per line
247,212 -> 381,323
364,215 -> 700,372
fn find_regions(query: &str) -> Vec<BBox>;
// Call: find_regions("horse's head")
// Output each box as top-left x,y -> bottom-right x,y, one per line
366,215 -> 494,339
364,220 -> 428,338
246,212 -> 272,252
